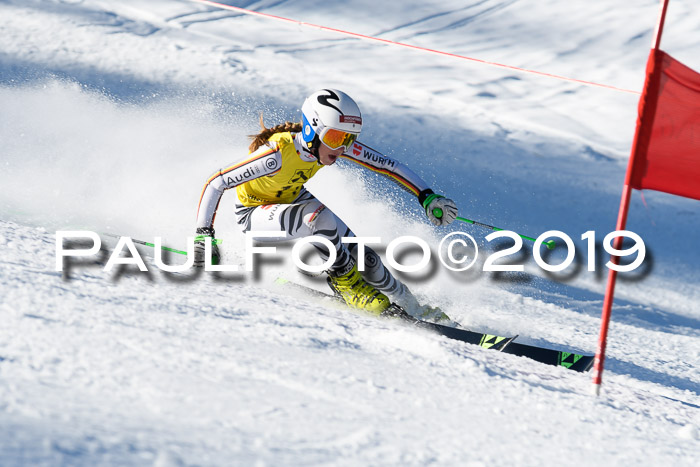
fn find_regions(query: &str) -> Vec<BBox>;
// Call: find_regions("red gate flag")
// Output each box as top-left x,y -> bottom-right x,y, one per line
628,49 -> 700,200
592,0 -> 700,395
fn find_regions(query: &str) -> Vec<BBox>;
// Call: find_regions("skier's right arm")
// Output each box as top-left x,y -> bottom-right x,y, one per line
193,144 -> 281,266
195,144 -> 281,230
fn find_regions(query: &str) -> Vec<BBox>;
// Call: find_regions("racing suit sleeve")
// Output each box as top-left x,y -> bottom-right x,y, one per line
340,141 -> 436,203
195,143 -> 282,229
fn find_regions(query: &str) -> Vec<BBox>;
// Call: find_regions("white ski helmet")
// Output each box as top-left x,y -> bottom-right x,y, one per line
301,89 -> 362,155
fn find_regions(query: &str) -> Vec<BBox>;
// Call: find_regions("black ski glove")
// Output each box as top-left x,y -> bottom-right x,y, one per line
419,189 -> 458,226
193,227 -> 220,267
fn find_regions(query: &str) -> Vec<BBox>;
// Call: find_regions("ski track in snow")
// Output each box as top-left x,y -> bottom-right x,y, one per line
1,0 -> 699,465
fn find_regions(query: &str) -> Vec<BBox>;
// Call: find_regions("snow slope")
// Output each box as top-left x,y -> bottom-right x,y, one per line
1,0 -> 699,465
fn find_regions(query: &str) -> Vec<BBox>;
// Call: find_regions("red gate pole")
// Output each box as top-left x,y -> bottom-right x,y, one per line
591,0 -> 670,396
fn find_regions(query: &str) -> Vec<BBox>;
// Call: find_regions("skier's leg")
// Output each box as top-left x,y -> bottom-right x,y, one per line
237,190 -> 445,319
361,244 -> 450,322
236,190 -> 390,313
237,190 -> 353,273
359,246 -> 407,297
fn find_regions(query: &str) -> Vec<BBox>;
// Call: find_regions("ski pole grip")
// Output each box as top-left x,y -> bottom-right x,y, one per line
420,190 -> 446,220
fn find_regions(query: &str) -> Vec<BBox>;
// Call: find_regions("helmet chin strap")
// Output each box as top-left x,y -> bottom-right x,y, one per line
296,128 -> 322,162
306,135 -> 322,162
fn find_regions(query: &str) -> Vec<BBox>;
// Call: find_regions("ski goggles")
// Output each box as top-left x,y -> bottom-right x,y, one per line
319,127 -> 358,151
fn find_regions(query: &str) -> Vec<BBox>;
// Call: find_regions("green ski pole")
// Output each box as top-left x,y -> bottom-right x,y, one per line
131,238 -> 189,256
429,208 -> 555,250
455,216 -> 555,250
101,233 -> 221,256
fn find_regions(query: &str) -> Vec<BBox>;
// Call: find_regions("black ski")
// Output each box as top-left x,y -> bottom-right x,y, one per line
503,342 -> 594,372
381,304 -> 516,352
274,278 -> 594,372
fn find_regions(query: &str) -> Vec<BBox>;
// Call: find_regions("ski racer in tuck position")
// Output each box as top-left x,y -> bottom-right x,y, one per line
194,89 -> 459,318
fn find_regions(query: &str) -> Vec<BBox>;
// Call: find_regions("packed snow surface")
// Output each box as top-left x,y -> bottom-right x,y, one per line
1,0 -> 699,465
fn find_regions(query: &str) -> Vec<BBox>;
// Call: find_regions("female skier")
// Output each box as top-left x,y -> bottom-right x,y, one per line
194,89 -> 458,317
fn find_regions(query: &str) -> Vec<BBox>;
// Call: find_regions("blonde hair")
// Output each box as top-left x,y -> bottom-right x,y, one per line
248,113 -> 302,153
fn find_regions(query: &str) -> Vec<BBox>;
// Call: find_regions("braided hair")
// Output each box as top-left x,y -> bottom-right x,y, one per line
248,113 -> 302,153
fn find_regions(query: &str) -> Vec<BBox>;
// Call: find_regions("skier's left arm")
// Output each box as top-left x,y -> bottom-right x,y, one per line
341,141 -> 458,226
